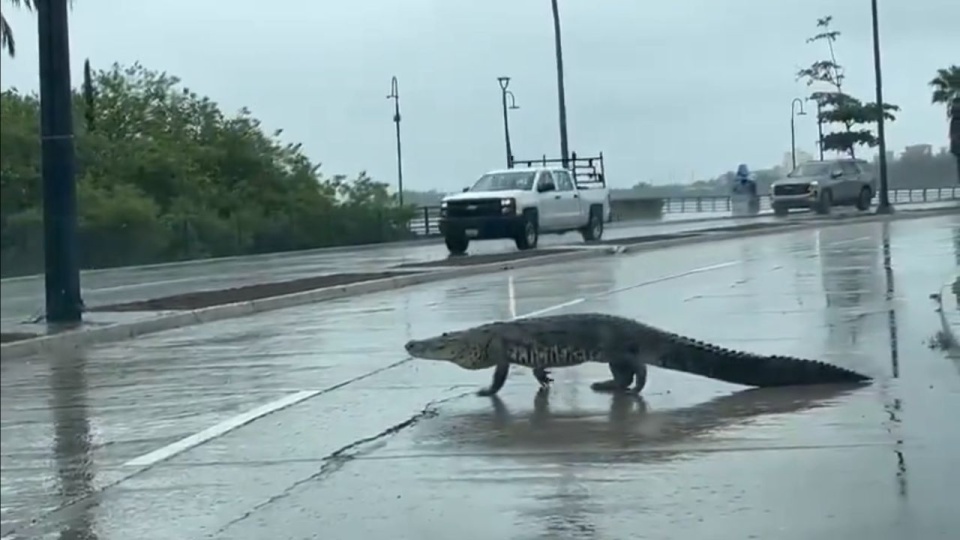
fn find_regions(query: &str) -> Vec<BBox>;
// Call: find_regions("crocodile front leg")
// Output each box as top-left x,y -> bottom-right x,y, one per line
478,361 -> 511,397
532,367 -> 553,388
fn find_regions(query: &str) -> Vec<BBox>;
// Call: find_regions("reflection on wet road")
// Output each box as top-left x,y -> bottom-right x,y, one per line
1,214 -> 958,539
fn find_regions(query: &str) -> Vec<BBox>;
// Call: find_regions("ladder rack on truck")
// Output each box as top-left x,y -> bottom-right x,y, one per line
510,152 -> 607,189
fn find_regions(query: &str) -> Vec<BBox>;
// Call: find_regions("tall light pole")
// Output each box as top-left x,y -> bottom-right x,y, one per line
37,0 -> 83,324
871,0 -> 893,214
549,0 -> 570,168
497,77 -> 520,168
790,98 -> 807,170
386,76 -> 404,207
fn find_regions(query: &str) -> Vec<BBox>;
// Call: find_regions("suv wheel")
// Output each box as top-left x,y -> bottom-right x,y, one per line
855,186 -> 872,211
814,189 -> 833,215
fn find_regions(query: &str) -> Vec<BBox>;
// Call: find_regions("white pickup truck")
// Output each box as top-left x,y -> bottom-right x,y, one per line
438,156 -> 611,255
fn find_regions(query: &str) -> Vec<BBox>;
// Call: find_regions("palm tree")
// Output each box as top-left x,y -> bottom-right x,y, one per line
1,0 -> 34,58
929,65 -> 960,116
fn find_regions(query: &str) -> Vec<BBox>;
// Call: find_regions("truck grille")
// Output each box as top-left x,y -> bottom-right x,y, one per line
446,199 -> 503,218
773,184 -> 810,196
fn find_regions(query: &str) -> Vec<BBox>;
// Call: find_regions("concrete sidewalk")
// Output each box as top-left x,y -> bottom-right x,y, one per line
1,213 -> 958,539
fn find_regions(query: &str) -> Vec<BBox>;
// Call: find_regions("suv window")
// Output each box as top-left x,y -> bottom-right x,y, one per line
554,171 -> 575,191
840,161 -> 861,175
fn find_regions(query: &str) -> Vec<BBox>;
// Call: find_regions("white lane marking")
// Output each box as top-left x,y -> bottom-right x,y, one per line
599,261 -> 739,297
120,260 -> 737,469
508,275 -> 518,319
124,391 -> 315,467
122,356 -> 411,468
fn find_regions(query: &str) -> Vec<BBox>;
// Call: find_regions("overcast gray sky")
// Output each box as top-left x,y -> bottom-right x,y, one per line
1,0 -> 957,192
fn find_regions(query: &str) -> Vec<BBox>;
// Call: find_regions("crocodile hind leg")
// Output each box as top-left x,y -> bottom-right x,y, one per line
591,359 -> 648,393
591,362 -> 635,393
478,361 -> 511,397
532,367 -> 553,388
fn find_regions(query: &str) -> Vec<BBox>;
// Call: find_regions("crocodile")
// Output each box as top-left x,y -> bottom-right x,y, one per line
403,312 -> 872,396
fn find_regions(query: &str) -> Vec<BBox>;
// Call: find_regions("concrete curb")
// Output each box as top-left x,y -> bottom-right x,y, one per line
2,206 -> 955,360
936,278 -> 960,357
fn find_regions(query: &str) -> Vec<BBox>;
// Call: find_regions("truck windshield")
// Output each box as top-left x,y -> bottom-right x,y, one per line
469,171 -> 536,192
790,162 -> 831,177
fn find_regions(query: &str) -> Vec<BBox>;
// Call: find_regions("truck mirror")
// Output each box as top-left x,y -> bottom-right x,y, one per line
462,187 -> 470,192
537,181 -> 555,193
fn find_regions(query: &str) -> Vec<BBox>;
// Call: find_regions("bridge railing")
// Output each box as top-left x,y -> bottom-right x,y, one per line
405,187 -> 959,237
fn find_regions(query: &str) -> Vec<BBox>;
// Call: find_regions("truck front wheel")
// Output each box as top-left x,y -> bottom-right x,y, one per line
445,233 -> 469,255
514,213 -> 539,251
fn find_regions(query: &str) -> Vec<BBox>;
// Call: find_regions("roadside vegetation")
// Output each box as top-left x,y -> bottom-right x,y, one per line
0,62 -> 416,277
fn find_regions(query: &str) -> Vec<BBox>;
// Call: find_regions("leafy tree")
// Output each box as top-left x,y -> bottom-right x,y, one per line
929,65 -> 960,116
0,0 -> 33,58
796,16 -> 899,158
0,62 -> 415,276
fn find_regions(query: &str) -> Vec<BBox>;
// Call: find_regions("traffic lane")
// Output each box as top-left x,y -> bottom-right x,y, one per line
201,215 -> 957,540
0,237 -> 752,537
0,213 -> 785,325
10,214 -> 958,539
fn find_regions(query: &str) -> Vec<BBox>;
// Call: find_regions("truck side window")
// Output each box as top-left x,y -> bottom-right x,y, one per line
537,171 -> 555,190
555,171 -> 575,191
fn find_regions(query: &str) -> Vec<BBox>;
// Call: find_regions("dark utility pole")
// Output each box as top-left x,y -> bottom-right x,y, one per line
37,0 -> 83,323
815,100 -> 825,160
387,76 -> 404,207
497,76 -> 520,168
549,0 -> 570,168
790,98 -> 806,170
870,0 -> 893,214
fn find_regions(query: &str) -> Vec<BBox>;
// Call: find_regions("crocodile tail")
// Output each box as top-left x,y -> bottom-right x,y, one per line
647,333 -> 872,387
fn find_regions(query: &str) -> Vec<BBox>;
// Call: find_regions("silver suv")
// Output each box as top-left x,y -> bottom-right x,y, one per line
770,158 -> 876,216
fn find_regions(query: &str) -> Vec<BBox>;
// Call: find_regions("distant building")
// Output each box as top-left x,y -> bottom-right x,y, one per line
901,144 -> 933,159
781,149 -> 814,169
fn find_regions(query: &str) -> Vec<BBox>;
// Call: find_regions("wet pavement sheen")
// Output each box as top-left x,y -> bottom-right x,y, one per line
1,214 -> 959,539
5,206 -> 948,326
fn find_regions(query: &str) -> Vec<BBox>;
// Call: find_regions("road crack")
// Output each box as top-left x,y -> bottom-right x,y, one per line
211,390 -> 471,536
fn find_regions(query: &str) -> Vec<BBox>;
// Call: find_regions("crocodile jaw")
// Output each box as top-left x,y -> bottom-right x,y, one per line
404,331 -> 493,370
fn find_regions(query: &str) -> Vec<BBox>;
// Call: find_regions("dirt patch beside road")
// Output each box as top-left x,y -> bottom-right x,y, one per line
1,332 -> 39,343
88,271 -> 420,312
394,248 -> 579,269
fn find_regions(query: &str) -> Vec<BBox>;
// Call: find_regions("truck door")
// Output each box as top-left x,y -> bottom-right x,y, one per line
553,170 -> 583,227
535,170 -> 564,231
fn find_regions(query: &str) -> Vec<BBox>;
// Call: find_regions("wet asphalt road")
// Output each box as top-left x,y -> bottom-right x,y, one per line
1,214 -> 959,539
4,204 -> 952,326
0,214 -> 781,326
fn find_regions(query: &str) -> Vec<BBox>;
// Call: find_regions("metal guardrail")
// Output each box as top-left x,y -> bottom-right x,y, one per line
406,187 -> 959,237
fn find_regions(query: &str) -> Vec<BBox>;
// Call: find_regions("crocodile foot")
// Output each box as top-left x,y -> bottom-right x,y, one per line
533,367 -> 553,388
590,379 -> 636,393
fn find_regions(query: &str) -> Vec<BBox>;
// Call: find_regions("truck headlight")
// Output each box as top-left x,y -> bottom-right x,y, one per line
440,201 -> 448,217
501,198 -> 516,215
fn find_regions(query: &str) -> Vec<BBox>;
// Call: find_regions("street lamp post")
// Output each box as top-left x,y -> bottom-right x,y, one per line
497,77 -> 520,168
790,98 -> 807,170
549,0 -> 570,168
808,98 -> 825,160
37,0 -> 83,324
870,0 -> 893,214
386,76 -> 404,207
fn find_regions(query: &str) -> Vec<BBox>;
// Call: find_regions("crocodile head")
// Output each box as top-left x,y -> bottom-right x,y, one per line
404,328 -> 496,370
